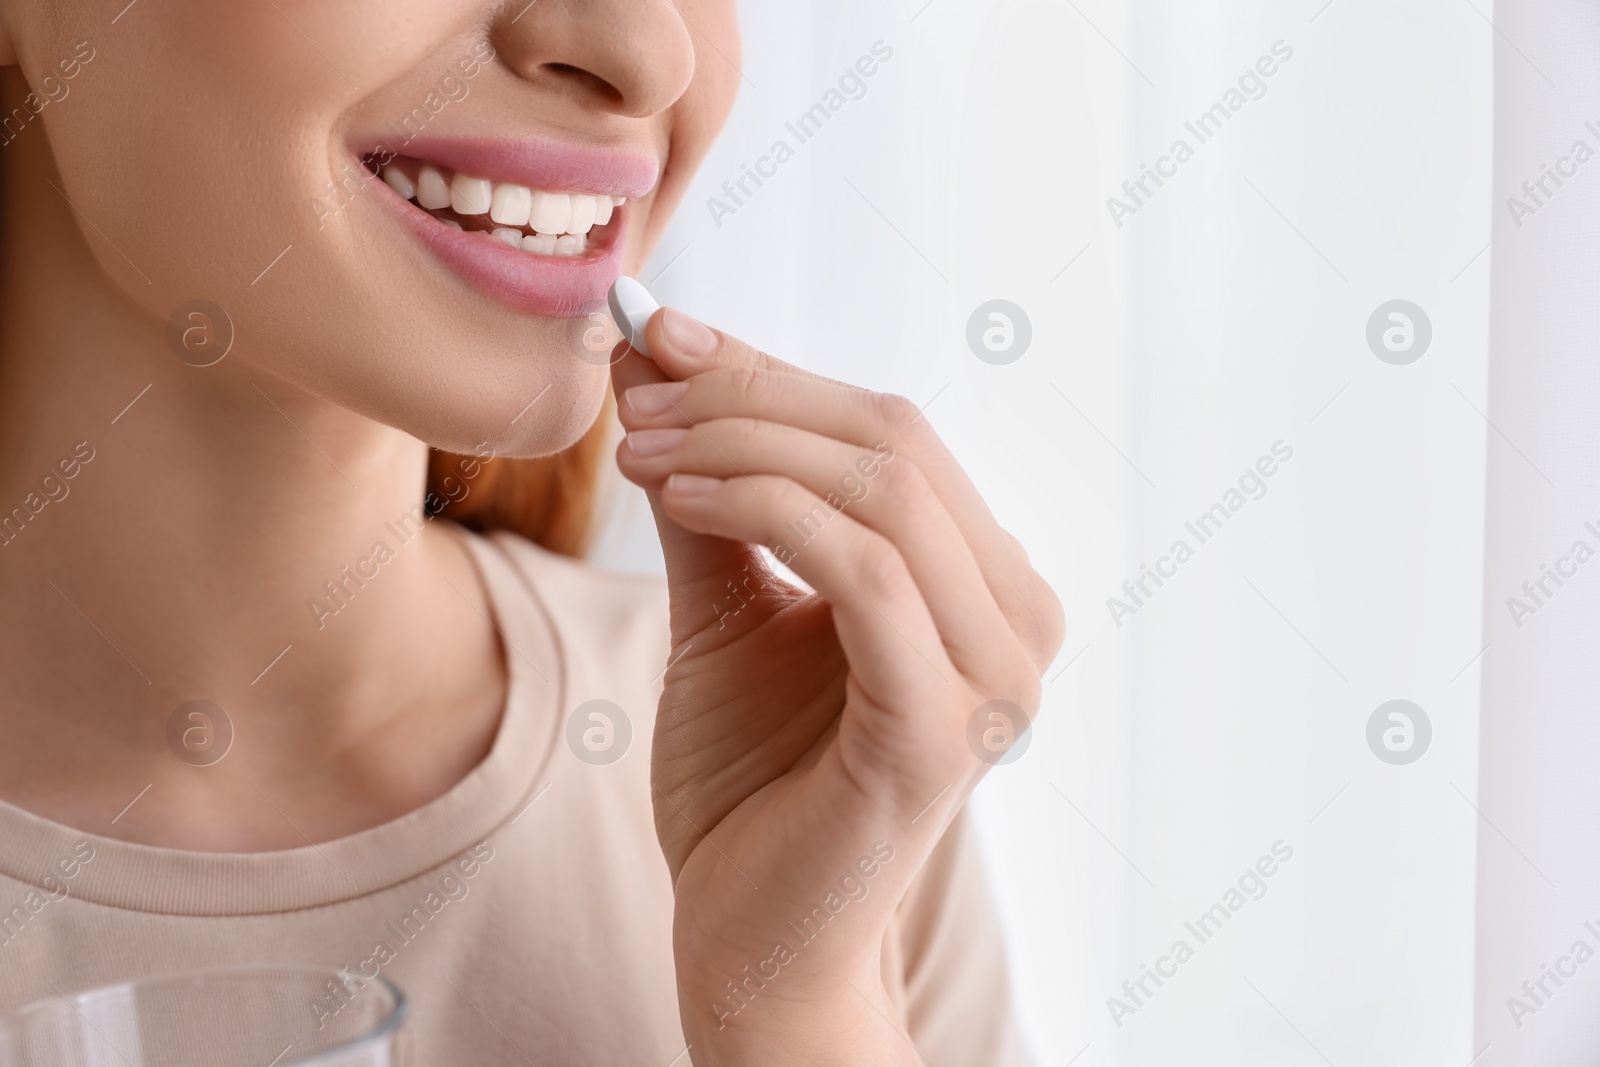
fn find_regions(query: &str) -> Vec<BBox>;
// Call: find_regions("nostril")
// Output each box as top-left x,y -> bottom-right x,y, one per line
544,62 -> 623,106
489,2 -> 698,120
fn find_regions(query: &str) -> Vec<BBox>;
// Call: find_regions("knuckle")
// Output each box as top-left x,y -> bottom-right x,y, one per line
976,643 -> 1043,712
871,457 -> 933,513
873,391 -> 923,436
1034,576 -> 1067,661
849,530 -> 907,592
701,416 -> 761,450
1010,568 -> 1066,669
1002,529 -> 1032,566
768,476 -> 818,514
994,530 -> 1066,668
763,475 -> 821,527
1012,667 -> 1043,721
723,365 -> 766,405
987,644 -> 1043,703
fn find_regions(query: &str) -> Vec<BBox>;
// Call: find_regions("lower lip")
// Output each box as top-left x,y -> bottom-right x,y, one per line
371,172 -> 627,319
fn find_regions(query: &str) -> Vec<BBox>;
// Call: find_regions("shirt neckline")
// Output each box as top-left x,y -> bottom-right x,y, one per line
0,525 -> 564,917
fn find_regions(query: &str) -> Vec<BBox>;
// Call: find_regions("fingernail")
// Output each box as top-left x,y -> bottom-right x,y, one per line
625,428 -> 690,458
666,473 -> 722,496
625,381 -> 688,417
660,308 -> 719,360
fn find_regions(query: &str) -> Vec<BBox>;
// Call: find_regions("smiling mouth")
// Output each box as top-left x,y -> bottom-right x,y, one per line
363,153 -> 628,258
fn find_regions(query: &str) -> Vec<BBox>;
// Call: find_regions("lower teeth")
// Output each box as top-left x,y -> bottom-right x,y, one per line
430,209 -> 589,256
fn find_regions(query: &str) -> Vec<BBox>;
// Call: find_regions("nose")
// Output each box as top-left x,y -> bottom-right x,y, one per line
492,0 -> 697,119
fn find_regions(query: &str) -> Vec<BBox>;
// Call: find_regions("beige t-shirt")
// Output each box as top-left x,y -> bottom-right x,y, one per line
0,528 -> 1032,1065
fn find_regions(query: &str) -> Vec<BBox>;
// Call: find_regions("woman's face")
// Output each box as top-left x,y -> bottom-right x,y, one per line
0,0 -> 739,455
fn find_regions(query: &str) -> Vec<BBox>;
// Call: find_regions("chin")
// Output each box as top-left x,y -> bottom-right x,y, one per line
379,352 -> 610,460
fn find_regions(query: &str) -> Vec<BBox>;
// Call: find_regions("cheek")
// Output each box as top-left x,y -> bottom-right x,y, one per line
29,4 -> 376,324
23,2 -> 613,457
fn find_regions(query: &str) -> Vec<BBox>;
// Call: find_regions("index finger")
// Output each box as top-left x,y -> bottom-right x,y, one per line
641,306 -> 822,383
638,307 -> 1066,672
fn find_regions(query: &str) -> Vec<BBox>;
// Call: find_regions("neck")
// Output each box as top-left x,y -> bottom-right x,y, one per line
0,108 -> 506,851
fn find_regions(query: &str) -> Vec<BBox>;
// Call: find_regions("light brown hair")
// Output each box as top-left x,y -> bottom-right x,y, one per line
426,392 -> 613,558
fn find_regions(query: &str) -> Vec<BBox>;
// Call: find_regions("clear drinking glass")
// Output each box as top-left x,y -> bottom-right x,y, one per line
0,966 -> 407,1067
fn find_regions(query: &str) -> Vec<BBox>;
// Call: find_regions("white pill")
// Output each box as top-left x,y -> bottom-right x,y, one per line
607,275 -> 660,358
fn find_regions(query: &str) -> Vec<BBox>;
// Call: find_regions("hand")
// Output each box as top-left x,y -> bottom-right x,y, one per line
611,308 -> 1064,1066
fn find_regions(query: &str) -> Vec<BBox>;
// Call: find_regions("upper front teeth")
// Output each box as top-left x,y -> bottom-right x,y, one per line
399,162 -> 625,242
490,183 -> 531,226
416,166 -> 451,211
568,194 -> 597,234
529,189 -> 571,234
450,173 -> 492,216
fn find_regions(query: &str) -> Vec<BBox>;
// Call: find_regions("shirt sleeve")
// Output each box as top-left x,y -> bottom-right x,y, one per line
880,808 -> 1035,1067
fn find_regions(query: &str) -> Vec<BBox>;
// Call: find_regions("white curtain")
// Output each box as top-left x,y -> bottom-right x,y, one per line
1474,2 -> 1600,1063
592,0 -> 1500,1062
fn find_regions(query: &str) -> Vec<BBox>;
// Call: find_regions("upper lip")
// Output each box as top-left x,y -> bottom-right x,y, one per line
373,135 -> 660,199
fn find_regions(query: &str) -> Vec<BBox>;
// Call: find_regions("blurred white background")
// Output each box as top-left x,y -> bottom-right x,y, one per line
591,1 -> 1500,1062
